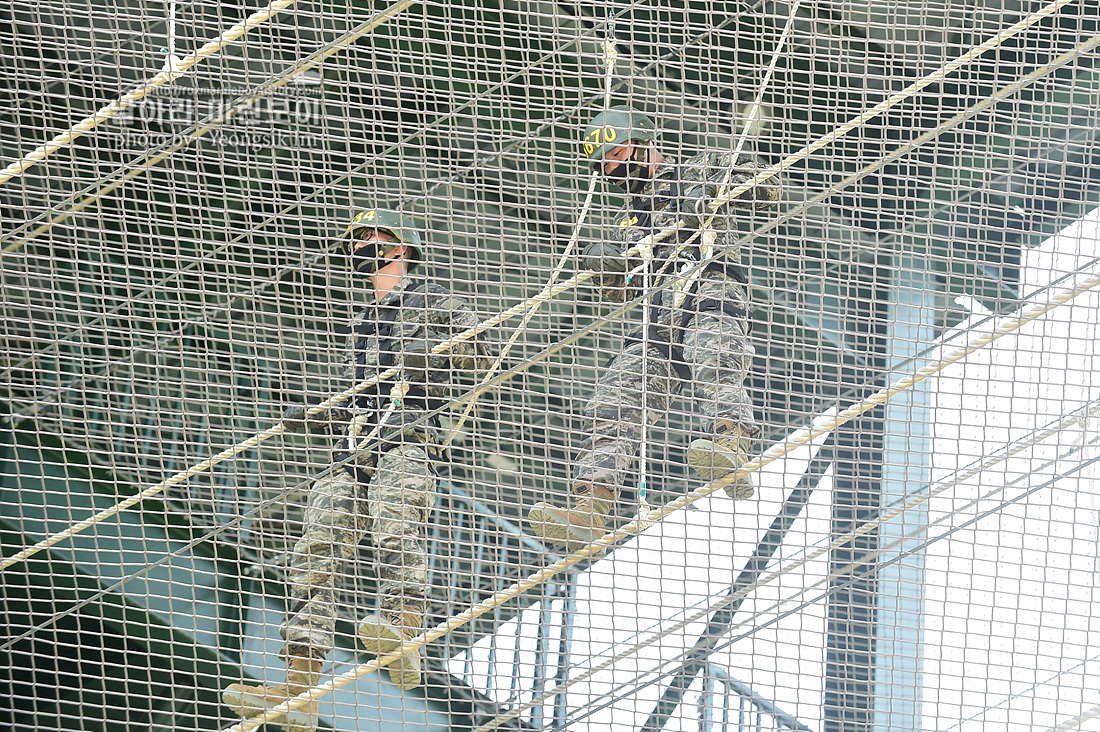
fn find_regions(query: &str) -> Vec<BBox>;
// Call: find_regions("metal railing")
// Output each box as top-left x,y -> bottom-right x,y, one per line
426,481 -> 565,656
432,482 -> 811,732
697,664 -> 812,732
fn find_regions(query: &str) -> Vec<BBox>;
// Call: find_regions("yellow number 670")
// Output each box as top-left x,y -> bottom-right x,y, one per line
582,125 -> 618,156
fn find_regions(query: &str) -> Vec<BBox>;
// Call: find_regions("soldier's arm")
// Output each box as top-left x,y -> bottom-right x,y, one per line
670,152 -> 780,227
281,404 -> 353,434
436,292 -> 494,373
280,333 -> 365,435
390,287 -> 493,375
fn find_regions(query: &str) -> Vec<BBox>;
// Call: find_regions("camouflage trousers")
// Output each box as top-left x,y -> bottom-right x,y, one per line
573,272 -> 758,492
280,442 -> 437,662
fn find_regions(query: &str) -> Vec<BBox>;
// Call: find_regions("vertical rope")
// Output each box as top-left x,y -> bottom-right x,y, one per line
634,241 -> 656,524
161,0 -> 183,78
442,14 -> 619,448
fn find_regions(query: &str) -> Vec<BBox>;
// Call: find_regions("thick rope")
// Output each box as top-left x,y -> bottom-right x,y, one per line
1044,703 -> 1100,732
0,0 -> 316,189
1,5 -> 1085,572
0,0 -> 419,253
222,257 -> 1100,731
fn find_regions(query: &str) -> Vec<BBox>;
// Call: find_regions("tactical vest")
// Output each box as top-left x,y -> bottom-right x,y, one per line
619,165 -> 750,286
618,166 -> 753,379
332,282 -> 445,480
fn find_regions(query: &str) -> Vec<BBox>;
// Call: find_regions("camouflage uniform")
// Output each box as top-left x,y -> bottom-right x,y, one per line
574,151 -> 780,492
280,275 -> 487,663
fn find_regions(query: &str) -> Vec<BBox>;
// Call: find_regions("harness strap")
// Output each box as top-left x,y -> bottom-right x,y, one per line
623,165 -> 685,232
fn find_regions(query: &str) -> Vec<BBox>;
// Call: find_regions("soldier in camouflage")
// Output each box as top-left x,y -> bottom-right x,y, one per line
528,106 -> 780,550
223,209 -> 489,728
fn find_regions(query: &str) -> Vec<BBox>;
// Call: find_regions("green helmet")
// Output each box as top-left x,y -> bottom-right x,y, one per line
339,208 -> 423,272
581,105 -> 657,163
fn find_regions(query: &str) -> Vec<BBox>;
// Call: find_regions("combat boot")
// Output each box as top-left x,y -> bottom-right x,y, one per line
527,483 -> 615,551
688,428 -> 756,500
222,656 -> 322,732
357,606 -> 423,690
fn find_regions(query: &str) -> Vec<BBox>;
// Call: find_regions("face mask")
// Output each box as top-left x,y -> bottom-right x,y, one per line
351,242 -> 383,274
603,146 -> 650,193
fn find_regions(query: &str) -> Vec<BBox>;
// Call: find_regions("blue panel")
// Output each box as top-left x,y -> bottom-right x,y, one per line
875,254 -> 936,731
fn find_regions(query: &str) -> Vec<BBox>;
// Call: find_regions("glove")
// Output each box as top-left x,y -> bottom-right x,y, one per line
281,405 -> 352,434
582,241 -> 628,274
282,405 -> 310,433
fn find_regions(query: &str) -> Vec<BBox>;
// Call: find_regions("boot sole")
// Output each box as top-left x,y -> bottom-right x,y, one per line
687,440 -> 754,500
527,502 -> 606,551
222,684 -> 319,731
358,616 -> 423,690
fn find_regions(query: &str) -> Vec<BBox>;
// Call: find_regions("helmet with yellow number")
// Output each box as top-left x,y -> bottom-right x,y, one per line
339,208 -> 423,273
581,105 -> 657,165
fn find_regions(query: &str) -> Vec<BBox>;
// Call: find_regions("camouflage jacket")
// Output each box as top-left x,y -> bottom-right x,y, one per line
340,275 -> 489,402
594,150 -> 780,303
301,276 -> 490,453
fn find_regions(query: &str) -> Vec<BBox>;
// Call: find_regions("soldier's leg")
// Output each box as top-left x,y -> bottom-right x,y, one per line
223,469 -> 370,729
681,276 -> 760,498
528,340 -> 677,549
357,442 -> 436,690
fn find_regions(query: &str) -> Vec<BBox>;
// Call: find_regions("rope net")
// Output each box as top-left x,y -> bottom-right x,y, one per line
2,2 -> 1100,732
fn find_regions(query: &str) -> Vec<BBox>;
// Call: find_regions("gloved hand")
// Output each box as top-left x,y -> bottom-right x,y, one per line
400,337 -> 431,376
282,405 -> 352,434
282,405 -> 311,433
654,196 -> 707,230
582,241 -> 628,274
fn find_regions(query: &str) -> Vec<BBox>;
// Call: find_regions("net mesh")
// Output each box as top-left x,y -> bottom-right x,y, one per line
2,1 -> 1100,731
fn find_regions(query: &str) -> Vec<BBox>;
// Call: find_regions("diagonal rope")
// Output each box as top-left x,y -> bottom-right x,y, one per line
221,254 -> 1100,731
0,0 -> 310,188
1044,703 -> 1100,732
0,0 -> 419,253
1,7 -> 1090,573
947,652 -> 1100,732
